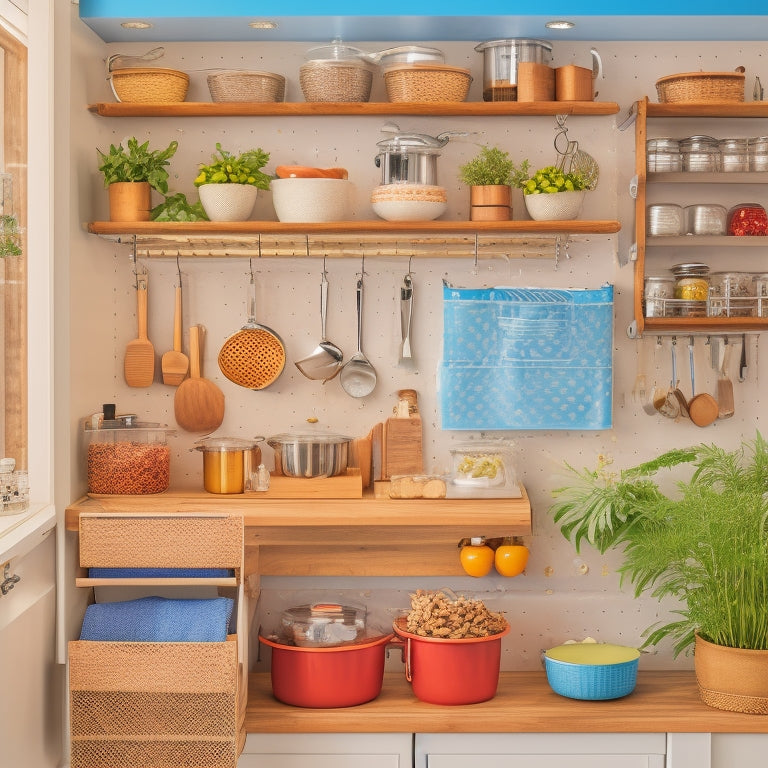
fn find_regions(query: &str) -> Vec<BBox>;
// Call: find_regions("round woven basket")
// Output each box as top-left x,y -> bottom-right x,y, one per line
300,61 -> 373,102
109,67 -> 189,103
384,64 -> 472,102
207,70 -> 285,103
655,70 -> 745,103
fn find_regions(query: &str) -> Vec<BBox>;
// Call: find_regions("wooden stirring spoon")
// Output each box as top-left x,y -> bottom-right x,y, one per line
174,325 -> 225,433
124,273 -> 155,387
161,281 -> 190,386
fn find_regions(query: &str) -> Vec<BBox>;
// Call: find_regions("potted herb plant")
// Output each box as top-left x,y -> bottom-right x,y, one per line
518,164 -> 594,221
458,145 -> 529,221
194,143 -> 271,222
97,137 -> 179,222
549,434 -> 768,713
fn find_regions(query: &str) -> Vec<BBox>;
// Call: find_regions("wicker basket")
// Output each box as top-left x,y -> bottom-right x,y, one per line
109,67 -> 189,103
299,60 -> 373,102
656,70 -> 745,103
207,70 -> 285,103
384,64 -> 472,103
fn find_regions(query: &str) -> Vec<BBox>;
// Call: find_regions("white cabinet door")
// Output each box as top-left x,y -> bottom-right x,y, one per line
0,526 -> 60,768
429,756 -> 656,768
240,733 -> 412,768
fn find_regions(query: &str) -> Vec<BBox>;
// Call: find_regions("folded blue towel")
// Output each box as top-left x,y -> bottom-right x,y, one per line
88,567 -> 234,578
79,596 -> 234,642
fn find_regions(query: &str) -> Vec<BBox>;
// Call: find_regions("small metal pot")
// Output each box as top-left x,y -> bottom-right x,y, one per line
267,433 -> 352,478
194,436 -> 263,494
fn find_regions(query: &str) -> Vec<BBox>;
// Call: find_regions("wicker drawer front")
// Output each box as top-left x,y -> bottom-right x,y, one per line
69,638 -> 240,768
78,513 -> 243,570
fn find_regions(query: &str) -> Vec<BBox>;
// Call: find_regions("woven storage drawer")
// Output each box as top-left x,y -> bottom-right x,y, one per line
109,67 -> 189,103
207,70 -> 285,102
78,512 -> 243,572
69,637 -> 241,768
656,70 -> 745,103
384,64 -> 472,102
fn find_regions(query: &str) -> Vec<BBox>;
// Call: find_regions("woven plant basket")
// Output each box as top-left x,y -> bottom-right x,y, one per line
299,61 -> 373,102
384,64 -> 472,103
108,67 -> 189,103
655,69 -> 745,103
207,70 -> 285,103
694,633 -> 768,714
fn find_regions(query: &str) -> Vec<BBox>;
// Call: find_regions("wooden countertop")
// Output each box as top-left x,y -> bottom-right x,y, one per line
245,671 -> 768,734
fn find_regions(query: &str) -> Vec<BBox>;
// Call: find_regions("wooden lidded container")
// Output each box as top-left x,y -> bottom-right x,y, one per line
556,64 -> 594,101
517,62 -> 555,102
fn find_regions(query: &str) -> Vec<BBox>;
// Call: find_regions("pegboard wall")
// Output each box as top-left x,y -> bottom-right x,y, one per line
67,29 -> 768,670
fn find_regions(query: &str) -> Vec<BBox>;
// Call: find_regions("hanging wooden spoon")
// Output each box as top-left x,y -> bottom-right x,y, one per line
123,272 -> 155,388
687,340 -> 718,427
174,325 -> 225,433
161,277 -> 190,386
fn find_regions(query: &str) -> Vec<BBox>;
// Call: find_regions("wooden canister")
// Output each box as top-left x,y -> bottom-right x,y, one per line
517,62 -> 555,102
469,185 -> 511,221
555,65 -> 594,101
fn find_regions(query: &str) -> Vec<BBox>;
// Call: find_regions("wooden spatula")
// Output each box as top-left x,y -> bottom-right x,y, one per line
174,325 -> 225,433
124,273 -> 155,387
161,282 -> 190,386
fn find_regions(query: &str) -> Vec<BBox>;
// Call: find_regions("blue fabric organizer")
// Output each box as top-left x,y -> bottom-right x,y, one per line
79,595 -> 235,642
439,285 -> 613,430
88,567 -> 233,578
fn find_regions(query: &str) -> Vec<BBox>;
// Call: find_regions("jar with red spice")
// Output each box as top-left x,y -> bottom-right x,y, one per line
727,203 -> 768,236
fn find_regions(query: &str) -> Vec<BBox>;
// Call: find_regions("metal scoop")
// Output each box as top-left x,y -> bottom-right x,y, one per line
295,269 -> 344,383
340,277 -> 377,398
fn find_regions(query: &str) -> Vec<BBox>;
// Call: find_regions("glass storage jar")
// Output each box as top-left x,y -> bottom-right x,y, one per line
647,203 -> 684,236
752,273 -> 768,316
727,203 -> 768,235
684,203 -> 727,235
748,137 -> 768,172
680,135 -> 721,172
647,138 -> 682,172
672,263 -> 710,316
644,275 -> 675,317
718,138 -> 749,172
708,272 -> 756,317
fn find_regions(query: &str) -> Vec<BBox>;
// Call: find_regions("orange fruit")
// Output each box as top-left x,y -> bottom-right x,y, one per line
495,537 -> 529,577
460,537 -> 494,577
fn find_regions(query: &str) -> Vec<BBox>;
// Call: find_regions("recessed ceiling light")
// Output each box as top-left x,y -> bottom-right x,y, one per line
121,21 -> 153,30
545,20 -> 575,30
249,20 -> 278,30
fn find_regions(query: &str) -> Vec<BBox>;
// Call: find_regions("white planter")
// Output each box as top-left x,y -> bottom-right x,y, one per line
270,178 -> 351,223
198,183 -> 259,222
524,190 -> 586,221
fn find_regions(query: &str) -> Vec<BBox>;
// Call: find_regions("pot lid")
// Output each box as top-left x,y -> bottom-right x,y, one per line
267,432 -> 352,445
305,38 -> 374,62
373,45 -> 445,64
376,122 -> 459,151
194,436 -> 262,451
474,38 -> 553,52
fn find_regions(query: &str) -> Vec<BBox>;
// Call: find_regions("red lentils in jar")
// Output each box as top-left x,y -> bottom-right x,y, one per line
87,441 -> 171,494
727,203 -> 768,236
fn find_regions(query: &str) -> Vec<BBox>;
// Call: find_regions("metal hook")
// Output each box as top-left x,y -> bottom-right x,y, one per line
305,234 -> 310,261
472,234 -> 479,274
407,254 -> 414,276
176,254 -> 182,288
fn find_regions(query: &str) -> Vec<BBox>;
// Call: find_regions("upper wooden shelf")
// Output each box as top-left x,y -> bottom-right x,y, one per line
87,101 -> 621,118
646,102 -> 768,118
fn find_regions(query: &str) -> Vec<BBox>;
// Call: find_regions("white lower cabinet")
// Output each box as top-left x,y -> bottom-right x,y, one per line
415,733 -> 667,768
239,733 -> 413,768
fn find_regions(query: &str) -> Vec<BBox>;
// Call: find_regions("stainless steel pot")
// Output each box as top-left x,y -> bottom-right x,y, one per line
194,436 -> 264,494
374,124 -> 466,186
267,433 -> 352,478
474,38 -> 553,101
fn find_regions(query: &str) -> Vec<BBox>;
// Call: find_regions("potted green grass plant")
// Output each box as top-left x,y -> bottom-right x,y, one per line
97,137 -> 179,222
549,433 -> 768,713
518,164 -> 593,221
194,143 -> 271,222
458,145 -> 529,221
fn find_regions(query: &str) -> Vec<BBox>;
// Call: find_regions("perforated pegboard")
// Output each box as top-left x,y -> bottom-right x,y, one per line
69,33 -> 768,670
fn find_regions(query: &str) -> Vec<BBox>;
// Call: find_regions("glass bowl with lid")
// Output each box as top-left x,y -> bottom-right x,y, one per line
300,39 -> 377,102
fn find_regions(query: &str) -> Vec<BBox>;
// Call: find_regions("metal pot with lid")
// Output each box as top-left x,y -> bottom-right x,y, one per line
374,122 -> 467,186
474,38 -> 553,101
193,436 -> 264,494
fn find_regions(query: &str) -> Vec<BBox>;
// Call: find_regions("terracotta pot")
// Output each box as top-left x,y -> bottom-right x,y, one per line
694,632 -> 768,714
469,184 -> 511,221
108,181 -> 151,222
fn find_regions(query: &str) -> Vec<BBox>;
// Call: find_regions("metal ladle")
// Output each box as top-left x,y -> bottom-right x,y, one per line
295,266 -> 344,383
340,275 -> 377,398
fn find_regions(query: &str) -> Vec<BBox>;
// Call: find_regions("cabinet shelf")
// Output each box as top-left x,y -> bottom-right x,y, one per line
647,235 -> 768,247
648,171 -> 768,184
88,221 -> 621,260
87,101 -> 620,118
646,102 -> 768,118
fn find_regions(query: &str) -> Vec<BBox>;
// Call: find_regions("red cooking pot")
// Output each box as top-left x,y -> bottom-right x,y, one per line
259,632 -> 394,708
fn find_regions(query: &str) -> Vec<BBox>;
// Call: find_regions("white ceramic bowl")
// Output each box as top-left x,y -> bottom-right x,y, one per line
270,178 -> 352,222
524,190 -> 586,221
372,199 -> 447,222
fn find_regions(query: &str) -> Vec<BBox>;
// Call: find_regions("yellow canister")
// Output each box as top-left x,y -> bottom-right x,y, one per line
194,437 -> 263,494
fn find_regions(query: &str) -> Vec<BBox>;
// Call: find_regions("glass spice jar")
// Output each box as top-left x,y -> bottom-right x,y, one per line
727,203 -> 768,236
718,138 -> 749,172
672,262 -> 710,302
748,137 -> 768,172
647,138 -> 682,172
680,135 -> 721,172
644,275 -> 675,317
709,272 -> 756,317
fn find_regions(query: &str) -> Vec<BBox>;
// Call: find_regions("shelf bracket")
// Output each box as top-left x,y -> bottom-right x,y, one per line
617,102 -> 638,131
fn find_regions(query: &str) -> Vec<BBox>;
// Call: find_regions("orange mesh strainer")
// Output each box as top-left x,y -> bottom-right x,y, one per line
218,272 -> 286,390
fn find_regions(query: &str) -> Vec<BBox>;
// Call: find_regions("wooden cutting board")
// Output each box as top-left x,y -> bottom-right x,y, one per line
382,415 -> 423,479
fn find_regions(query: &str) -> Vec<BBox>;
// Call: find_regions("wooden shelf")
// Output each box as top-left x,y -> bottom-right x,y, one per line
647,102 -> 768,119
648,171 -> 768,184
647,235 -> 768,247
245,670 -> 768,734
641,316 -> 768,333
87,101 -> 621,118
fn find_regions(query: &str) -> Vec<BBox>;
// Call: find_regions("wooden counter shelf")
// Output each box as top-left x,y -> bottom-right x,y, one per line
245,670 -> 768,734
66,488 -> 532,578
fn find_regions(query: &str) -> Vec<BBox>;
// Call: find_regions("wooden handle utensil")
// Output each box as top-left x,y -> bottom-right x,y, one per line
123,273 -> 155,388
